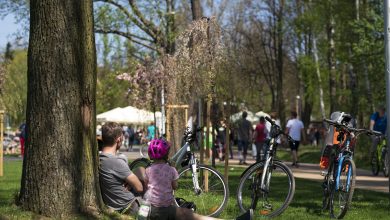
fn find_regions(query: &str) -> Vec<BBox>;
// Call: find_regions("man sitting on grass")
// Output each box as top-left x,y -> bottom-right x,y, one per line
99,122 -> 144,215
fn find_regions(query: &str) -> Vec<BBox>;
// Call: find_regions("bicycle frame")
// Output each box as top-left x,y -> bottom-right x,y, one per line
169,140 -> 202,194
377,137 -> 386,162
260,138 -> 276,191
170,142 -> 191,169
335,151 -> 353,192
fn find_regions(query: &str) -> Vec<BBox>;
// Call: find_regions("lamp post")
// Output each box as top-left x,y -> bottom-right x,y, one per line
296,95 -> 301,119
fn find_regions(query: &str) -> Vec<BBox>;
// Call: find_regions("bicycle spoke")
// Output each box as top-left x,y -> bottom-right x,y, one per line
175,165 -> 228,217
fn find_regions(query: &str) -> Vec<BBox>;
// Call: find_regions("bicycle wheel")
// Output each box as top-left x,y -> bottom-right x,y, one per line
371,153 -> 379,176
129,157 -> 151,170
382,150 -> 389,177
322,160 -> 334,210
330,158 -> 356,219
237,161 -> 295,218
138,144 -> 148,158
174,164 -> 229,217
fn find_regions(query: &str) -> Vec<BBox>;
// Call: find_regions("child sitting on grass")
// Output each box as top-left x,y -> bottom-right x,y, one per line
143,138 -> 220,220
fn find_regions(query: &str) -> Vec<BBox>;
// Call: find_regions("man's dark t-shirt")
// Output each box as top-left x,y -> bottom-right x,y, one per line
237,119 -> 252,141
99,152 -> 135,210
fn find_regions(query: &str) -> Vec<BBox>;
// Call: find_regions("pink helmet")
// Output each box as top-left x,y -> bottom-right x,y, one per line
148,138 -> 170,160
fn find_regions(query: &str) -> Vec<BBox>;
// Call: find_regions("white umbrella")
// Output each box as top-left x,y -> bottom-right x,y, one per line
255,111 -> 270,119
230,111 -> 257,124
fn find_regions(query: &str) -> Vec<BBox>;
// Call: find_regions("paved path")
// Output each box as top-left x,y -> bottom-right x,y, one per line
121,145 -> 389,193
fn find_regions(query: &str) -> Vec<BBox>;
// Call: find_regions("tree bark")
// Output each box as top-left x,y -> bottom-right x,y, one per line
19,0 -> 101,217
191,0 -> 202,20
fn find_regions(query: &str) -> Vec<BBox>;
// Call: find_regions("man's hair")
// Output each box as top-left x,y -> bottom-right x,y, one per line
102,122 -> 123,146
242,111 -> 248,118
291,111 -> 298,118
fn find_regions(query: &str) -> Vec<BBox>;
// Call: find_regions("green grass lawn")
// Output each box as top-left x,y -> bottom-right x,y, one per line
1,158 -> 389,219
275,142 -> 373,170
0,159 -> 35,219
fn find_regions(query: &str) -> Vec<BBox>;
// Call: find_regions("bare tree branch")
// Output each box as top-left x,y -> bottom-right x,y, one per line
95,29 -> 157,51
94,0 -> 158,40
128,0 -> 161,40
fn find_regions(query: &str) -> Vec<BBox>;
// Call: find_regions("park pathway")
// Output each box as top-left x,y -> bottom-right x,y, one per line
121,145 -> 389,193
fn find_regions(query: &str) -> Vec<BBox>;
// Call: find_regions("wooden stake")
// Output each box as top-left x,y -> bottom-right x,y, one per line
0,111 -> 4,177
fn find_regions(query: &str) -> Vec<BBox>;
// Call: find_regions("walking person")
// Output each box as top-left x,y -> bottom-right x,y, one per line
253,117 -> 268,162
147,122 -> 157,141
19,122 -> 27,158
237,111 -> 252,165
285,111 -> 305,167
127,124 -> 135,151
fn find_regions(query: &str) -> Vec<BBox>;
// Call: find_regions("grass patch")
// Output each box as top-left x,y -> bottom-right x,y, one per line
275,143 -> 373,170
213,165 -> 389,219
0,160 -> 35,219
1,160 -> 389,219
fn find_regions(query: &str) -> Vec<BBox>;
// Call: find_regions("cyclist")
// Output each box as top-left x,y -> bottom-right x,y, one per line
369,105 -> 387,157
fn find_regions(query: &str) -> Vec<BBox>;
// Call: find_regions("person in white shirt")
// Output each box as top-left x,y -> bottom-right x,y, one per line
285,111 -> 305,167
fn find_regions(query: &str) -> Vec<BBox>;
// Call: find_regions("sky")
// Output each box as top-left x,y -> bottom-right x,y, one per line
0,14 -> 20,51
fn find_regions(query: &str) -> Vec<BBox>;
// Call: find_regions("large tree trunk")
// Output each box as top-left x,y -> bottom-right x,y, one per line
19,0 -> 101,217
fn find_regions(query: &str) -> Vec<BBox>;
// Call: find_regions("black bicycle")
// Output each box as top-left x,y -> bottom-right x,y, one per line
236,116 -> 295,218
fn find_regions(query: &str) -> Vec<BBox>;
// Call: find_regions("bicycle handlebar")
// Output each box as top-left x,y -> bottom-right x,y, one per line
323,118 -> 383,137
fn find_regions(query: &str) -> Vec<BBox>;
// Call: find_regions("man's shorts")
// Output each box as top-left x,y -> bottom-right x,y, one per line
120,197 -> 142,216
290,140 -> 300,151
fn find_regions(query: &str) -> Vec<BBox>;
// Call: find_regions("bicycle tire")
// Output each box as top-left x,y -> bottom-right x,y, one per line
174,164 -> 229,217
371,154 -> 379,176
237,161 -> 295,218
382,150 -> 389,177
139,144 -> 148,158
322,159 -> 334,210
128,157 -> 152,170
330,158 -> 356,219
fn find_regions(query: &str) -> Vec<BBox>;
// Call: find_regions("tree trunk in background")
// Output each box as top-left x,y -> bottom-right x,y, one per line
313,37 -> 326,119
327,8 -> 337,113
275,0 -> 285,126
19,0 -> 101,217
191,0 -> 202,20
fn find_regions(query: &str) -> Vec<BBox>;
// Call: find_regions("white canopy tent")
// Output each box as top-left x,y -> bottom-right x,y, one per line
255,111 -> 270,119
230,111 -> 258,124
97,106 -> 162,127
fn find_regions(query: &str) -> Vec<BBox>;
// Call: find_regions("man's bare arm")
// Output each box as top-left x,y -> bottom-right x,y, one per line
125,173 -> 143,193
